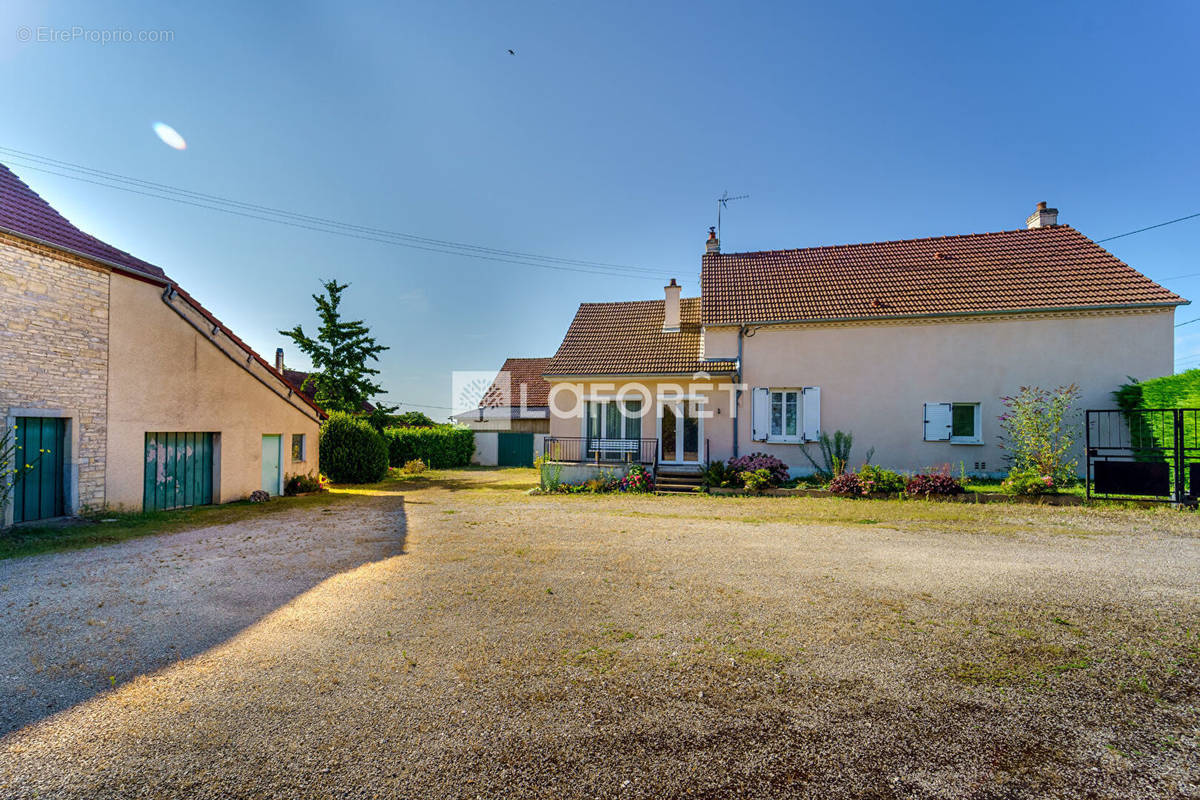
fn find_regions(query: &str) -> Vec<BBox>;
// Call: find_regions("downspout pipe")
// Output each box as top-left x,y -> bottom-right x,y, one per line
733,324 -> 745,459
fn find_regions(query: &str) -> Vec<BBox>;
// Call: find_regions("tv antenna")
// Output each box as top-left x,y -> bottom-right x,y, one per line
717,191 -> 749,241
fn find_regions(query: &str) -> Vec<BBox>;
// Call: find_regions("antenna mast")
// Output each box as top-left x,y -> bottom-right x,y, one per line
717,190 -> 750,241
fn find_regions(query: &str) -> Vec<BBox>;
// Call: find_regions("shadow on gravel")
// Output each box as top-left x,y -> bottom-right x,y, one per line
0,493 -> 408,737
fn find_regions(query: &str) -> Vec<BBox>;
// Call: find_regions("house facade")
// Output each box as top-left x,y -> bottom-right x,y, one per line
0,164 -> 322,524
543,204 -> 1186,477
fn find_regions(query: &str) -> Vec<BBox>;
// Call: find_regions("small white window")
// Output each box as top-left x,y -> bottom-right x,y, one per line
950,403 -> 982,444
291,433 -> 306,461
752,387 -> 819,443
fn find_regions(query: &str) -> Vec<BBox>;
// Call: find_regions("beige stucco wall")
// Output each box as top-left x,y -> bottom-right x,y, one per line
701,326 -> 740,360
734,309 -> 1175,477
0,236 -> 109,517
106,276 -> 321,509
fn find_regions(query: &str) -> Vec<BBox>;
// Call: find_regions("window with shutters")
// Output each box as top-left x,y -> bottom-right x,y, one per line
752,387 -> 819,443
924,402 -> 982,443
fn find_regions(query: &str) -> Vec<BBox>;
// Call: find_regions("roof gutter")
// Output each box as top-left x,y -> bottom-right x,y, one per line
711,301 -> 1188,330
0,225 -> 170,286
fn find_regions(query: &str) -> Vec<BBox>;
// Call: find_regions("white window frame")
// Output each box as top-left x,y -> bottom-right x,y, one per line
767,388 -> 803,443
949,402 -> 983,445
291,433 -> 307,462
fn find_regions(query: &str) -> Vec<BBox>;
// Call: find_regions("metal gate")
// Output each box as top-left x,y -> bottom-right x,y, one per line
497,432 -> 534,467
144,432 -> 216,511
1085,409 -> 1199,504
13,417 -> 66,523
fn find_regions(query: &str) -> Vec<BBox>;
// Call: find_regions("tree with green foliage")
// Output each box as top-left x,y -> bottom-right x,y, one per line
280,280 -> 396,416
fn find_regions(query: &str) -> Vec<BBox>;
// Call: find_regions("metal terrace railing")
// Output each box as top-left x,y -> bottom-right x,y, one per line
542,437 -> 658,467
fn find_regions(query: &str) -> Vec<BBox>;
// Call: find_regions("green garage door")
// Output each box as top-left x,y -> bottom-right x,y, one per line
144,432 -> 215,511
497,432 -> 534,467
13,417 -> 66,523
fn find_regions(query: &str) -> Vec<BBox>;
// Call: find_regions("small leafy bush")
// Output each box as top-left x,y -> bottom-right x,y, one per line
740,468 -> 774,494
320,412 -> 390,484
701,460 -> 736,489
618,464 -> 654,493
905,466 -> 964,497
727,454 -> 789,487
827,472 -> 866,497
997,384 -> 1081,486
284,473 -> 324,495
384,426 -> 475,469
858,465 -> 907,495
402,459 -> 427,474
1001,467 -> 1056,495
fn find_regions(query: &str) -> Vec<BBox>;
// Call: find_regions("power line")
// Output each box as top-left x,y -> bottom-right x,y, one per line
1096,211 -> 1200,243
1177,317 -> 1200,328
0,146 -> 677,281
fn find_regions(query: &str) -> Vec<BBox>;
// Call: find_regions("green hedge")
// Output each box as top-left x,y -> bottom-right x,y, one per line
319,412 -> 390,483
1113,369 -> 1200,463
384,426 -> 474,469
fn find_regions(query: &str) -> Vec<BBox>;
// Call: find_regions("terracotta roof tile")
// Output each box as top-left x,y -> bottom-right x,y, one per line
701,226 -> 1186,325
546,298 -> 736,376
480,357 -> 553,407
0,162 -> 166,280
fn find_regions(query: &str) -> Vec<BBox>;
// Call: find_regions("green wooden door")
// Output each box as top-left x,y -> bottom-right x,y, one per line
13,417 -> 66,523
261,435 -> 282,496
497,432 -> 534,467
143,432 -> 215,511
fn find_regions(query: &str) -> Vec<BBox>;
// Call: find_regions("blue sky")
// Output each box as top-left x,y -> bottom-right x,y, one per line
2,0 -> 1198,413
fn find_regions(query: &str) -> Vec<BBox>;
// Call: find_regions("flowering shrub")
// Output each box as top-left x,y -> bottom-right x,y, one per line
618,464 -> 654,493
827,472 -> 866,496
402,458 -> 427,474
726,454 -> 789,487
740,468 -> 774,494
284,473 -> 324,495
905,466 -> 964,497
1000,467 -> 1056,495
701,460 -> 736,489
998,384 -> 1081,487
858,465 -> 907,495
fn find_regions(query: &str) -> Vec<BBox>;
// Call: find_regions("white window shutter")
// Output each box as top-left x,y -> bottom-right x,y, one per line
923,402 -> 952,441
751,388 -> 769,441
802,387 -> 821,442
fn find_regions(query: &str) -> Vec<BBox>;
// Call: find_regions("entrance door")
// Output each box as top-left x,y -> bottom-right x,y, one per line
659,400 -> 703,464
13,417 -> 66,523
261,435 -> 282,496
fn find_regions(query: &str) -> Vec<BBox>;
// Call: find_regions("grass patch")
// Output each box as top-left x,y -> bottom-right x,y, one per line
0,491 -> 356,561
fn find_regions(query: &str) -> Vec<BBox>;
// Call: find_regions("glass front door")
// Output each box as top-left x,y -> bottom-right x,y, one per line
659,400 -> 703,463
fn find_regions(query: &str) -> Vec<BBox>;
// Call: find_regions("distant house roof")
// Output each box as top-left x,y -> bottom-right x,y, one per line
700,225 -> 1186,326
0,162 -> 324,419
282,369 -> 374,414
480,357 -> 553,408
545,298 -> 736,376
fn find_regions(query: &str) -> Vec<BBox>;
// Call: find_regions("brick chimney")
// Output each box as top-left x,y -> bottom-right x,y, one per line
275,347 -> 285,371
706,226 -> 720,254
1026,201 -> 1059,229
663,278 -> 681,332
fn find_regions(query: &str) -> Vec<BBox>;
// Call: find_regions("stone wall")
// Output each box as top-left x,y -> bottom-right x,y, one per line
0,235 -> 110,513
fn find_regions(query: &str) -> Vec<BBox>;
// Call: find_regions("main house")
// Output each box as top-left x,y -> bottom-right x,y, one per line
0,163 -> 323,525
543,203 -> 1187,477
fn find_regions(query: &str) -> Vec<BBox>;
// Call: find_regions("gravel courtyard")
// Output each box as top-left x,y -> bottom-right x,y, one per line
1,468 -> 1197,799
